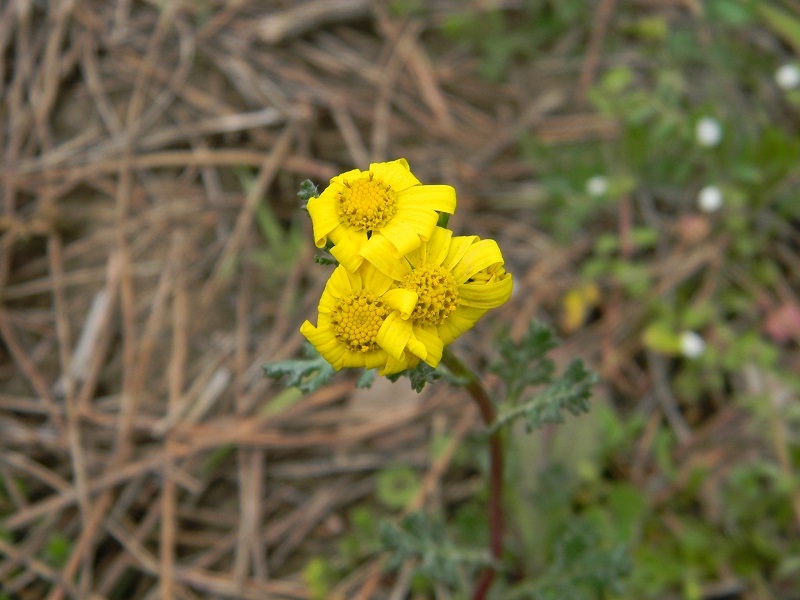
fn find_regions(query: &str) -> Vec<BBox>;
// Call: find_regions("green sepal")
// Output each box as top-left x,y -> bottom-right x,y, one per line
386,361 -> 442,393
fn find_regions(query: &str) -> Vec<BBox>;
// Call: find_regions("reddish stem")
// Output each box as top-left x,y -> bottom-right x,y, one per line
441,350 -> 503,600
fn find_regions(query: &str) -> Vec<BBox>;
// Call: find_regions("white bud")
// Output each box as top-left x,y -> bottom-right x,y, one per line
697,185 -> 723,213
775,64 -> 800,90
695,117 -> 722,147
586,175 -> 609,197
680,331 -> 705,359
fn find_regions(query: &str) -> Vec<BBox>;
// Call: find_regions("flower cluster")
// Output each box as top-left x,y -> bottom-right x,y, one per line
300,159 -> 513,375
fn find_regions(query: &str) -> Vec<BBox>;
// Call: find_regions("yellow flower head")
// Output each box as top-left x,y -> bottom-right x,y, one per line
300,262 -> 424,375
359,227 -> 514,368
306,159 -> 456,273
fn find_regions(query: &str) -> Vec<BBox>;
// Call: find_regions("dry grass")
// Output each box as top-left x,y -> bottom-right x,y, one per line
2,1 -> 794,599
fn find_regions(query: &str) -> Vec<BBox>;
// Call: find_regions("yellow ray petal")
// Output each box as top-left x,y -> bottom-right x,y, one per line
382,288 -> 418,319
318,291 -> 337,313
299,321 -> 347,371
330,168 -> 363,186
364,350 -> 388,370
325,265 -> 355,298
330,228 -> 368,272
437,306 -> 487,346
406,336 -> 428,360
377,311 -> 413,360
380,209 -> 437,256
359,262 -> 395,296
380,352 -> 419,376
442,235 -> 477,271
458,274 -> 513,309
369,159 -> 420,192
425,226 -> 453,266
412,325 -> 443,366
397,185 -> 456,214
359,235 -> 412,280
345,265 -> 363,290
339,350 -> 367,369
451,239 -> 504,284
307,195 -> 340,247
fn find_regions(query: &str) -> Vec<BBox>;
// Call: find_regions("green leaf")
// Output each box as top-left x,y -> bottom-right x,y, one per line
298,179 -> 320,211
490,321 -> 558,403
262,343 -> 335,394
490,359 -> 597,434
380,512 -> 493,588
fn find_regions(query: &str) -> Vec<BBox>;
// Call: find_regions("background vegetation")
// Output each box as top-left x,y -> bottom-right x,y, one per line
1,0 -> 799,598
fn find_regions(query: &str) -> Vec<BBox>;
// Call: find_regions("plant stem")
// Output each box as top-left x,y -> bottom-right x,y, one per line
441,349 -> 503,600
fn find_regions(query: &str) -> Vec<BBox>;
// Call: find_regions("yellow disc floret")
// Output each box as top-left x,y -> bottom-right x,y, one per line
330,290 -> 388,352
336,173 -> 397,231
402,264 -> 459,326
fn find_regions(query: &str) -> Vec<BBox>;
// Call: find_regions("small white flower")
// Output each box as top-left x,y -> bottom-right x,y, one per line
775,64 -> 800,90
695,117 -> 722,147
680,331 -> 705,359
586,175 -> 609,197
697,185 -> 723,213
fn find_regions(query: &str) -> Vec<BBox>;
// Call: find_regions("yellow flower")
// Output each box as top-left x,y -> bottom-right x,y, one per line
300,262 -> 424,375
360,227 -> 513,367
306,159 -> 456,272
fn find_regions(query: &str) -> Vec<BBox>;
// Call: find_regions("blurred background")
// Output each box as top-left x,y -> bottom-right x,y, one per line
2,0 -> 800,598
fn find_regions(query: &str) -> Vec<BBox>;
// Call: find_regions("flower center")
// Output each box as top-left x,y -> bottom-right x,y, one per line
336,173 -> 397,231
402,264 -> 459,326
330,290 -> 388,352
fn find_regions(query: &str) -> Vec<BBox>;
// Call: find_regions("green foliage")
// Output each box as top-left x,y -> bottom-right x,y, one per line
339,506 -> 381,564
297,179 -> 319,210
757,3 -> 800,51
507,518 -> 631,599
236,167 -> 305,277
490,322 -> 596,433
441,0 -> 587,82
490,321 -> 556,403
42,532 -> 71,568
375,466 -> 420,510
491,360 -> 596,434
385,360 -> 442,393
313,250 -> 338,266
264,346 -> 432,394
262,343 -> 335,394
380,512 -> 493,589
303,557 -> 334,600
356,368 -> 376,389
706,0 -> 757,25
